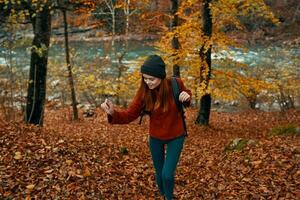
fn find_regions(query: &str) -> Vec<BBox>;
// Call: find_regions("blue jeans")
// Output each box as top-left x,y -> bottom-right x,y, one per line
149,135 -> 185,200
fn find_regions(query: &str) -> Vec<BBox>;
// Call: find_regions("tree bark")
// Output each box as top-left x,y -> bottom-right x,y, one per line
171,0 -> 180,77
195,0 -> 212,125
63,9 -> 78,120
25,7 -> 51,125
104,0 -> 119,105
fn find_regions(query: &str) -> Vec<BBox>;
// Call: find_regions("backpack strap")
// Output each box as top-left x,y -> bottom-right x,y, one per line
139,108 -> 150,125
171,77 -> 188,136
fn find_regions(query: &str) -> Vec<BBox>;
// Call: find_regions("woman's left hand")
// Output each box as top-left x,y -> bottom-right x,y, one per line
179,91 -> 191,102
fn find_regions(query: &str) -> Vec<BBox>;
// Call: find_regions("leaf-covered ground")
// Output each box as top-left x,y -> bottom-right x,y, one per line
0,108 -> 299,199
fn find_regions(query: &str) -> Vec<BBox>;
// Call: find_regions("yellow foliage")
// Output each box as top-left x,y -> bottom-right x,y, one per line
157,0 -> 279,102
1,0 -> 54,23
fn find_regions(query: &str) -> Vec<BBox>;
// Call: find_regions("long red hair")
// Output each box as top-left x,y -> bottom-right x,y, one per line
136,77 -> 171,112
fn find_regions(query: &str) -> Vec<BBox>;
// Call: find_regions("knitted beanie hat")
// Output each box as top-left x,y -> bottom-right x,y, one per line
140,55 -> 166,79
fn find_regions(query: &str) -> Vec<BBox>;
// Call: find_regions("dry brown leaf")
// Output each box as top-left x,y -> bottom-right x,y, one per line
66,159 -> 73,165
83,167 -> 91,177
44,169 -> 54,174
251,160 -> 262,168
14,152 -> 22,160
26,184 -> 35,191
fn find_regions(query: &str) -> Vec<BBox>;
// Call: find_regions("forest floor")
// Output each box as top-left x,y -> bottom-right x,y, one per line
0,108 -> 299,199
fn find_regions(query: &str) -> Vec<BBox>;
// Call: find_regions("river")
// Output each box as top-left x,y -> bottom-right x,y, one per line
0,40 -> 299,111
1,40 -> 299,71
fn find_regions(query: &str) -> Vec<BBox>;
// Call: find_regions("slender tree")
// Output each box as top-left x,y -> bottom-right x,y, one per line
0,1 -> 53,125
1,0 -> 95,124
195,0 -> 212,125
62,8 -> 79,120
25,6 -> 52,125
170,0 -> 180,77
93,0 -> 148,105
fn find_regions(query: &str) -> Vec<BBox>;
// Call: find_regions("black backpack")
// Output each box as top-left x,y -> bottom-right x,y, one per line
139,77 -> 188,136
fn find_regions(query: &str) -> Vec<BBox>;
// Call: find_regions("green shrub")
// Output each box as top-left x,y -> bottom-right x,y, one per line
224,138 -> 255,152
119,146 -> 129,155
269,124 -> 300,136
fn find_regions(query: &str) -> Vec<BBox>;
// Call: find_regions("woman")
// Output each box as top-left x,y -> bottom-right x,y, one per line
101,55 -> 191,200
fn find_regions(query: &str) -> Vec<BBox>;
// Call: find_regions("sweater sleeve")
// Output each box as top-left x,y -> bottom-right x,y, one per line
176,78 -> 192,107
108,93 -> 144,124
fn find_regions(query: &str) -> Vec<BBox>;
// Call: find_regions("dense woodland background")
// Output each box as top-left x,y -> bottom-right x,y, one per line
0,0 -> 299,122
0,0 -> 299,199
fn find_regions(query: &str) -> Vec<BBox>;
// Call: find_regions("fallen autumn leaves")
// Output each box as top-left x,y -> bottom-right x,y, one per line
0,108 -> 299,199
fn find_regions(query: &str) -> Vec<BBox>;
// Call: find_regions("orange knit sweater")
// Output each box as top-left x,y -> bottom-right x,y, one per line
108,78 -> 191,140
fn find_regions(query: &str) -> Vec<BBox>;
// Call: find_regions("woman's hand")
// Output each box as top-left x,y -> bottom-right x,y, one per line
179,91 -> 191,102
100,99 -> 114,115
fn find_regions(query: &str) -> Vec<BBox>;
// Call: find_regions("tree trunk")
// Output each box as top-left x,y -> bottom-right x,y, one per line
115,0 -> 131,106
196,94 -> 211,124
247,89 -> 257,109
25,7 -> 51,126
249,98 -> 257,109
8,26 -> 15,120
125,0 -> 130,50
110,5 -> 119,105
195,0 -> 212,125
63,9 -> 78,120
171,0 -> 180,77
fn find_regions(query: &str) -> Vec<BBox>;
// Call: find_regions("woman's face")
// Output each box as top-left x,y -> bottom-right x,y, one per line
142,74 -> 162,90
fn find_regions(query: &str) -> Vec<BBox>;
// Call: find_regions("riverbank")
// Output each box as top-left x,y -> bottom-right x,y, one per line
51,30 -> 160,43
228,24 -> 300,47
1,22 -> 299,47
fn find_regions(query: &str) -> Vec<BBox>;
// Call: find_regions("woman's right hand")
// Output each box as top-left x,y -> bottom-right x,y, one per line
100,99 -> 114,115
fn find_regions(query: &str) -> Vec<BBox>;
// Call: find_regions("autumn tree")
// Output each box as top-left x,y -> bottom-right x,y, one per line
170,0 -> 180,77
196,0 -> 212,125
83,0 -> 151,105
0,1 -> 56,125
25,3 -> 52,125
53,0 -> 96,119
158,0 -> 279,125
56,0 -> 82,120
0,0 -> 97,124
